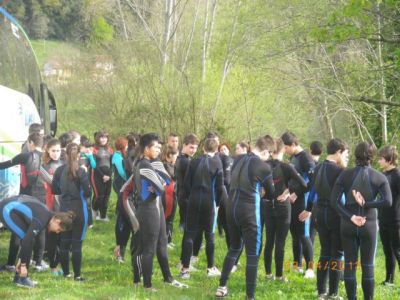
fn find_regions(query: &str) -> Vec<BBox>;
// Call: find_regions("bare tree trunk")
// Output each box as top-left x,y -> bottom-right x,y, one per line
181,0 -> 200,73
161,0 -> 173,77
117,0 -> 129,40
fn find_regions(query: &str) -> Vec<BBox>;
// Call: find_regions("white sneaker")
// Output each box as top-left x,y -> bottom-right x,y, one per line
207,266 -> 221,277
304,269 -> 315,279
231,265 -> 238,273
292,266 -> 304,274
188,264 -> 199,272
95,215 -> 101,221
168,279 -> 188,288
179,270 -> 190,279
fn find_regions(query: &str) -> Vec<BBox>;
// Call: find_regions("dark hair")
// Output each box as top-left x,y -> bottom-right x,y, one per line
43,138 -> 61,164
204,138 -> 219,153
310,141 -> 323,156
53,211 -> 76,231
68,130 -> 80,142
28,132 -> 44,148
127,133 -> 140,148
95,130 -> 109,146
115,137 -> 128,154
66,143 -> 80,179
28,123 -> 44,135
183,133 -> 199,145
237,141 -> 250,153
255,136 -> 275,152
42,134 -> 53,148
355,142 -> 376,166
274,138 -> 284,154
379,145 -> 398,166
168,133 -> 179,138
206,131 -> 219,140
326,138 -> 347,155
80,135 -> 93,148
161,145 -> 179,162
264,135 -> 276,153
59,132 -> 73,148
139,133 -> 160,154
281,132 -> 299,146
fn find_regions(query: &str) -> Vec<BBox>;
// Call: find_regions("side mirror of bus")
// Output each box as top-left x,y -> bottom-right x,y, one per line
40,83 -> 57,136
48,89 -> 57,136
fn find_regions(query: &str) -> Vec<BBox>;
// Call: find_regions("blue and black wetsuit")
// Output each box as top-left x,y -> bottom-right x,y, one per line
52,164 -> 91,278
288,150 -> 315,269
0,195 -> 53,268
91,146 -> 113,218
331,166 -> 392,300
378,167 -> 400,284
181,154 -> 224,269
219,152 -> 274,299
133,158 -> 173,288
264,159 -> 306,277
0,150 -> 47,267
307,160 -> 344,296
112,151 -> 130,258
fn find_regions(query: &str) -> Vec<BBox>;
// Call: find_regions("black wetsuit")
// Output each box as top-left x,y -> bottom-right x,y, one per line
331,166 -> 392,300
378,167 -> 400,284
133,158 -> 173,288
219,153 -> 275,299
264,159 -> 306,277
0,195 -> 53,267
0,150 -> 47,267
288,150 -> 315,269
91,146 -> 113,218
181,154 -> 224,269
52,164 -> 91,278
307,160 -> 344,296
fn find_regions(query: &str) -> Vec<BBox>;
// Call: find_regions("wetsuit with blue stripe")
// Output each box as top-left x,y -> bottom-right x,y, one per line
219,152 -> 274,299
133,158 -> 173,288
0,195 -> 53,267
181,154 -> 224,269
52,164 -> 91,278
288,150 -> 315,269
378,167 -> 400,284
307,160 -> 344,296
264,159 -> 307,277
112,151 -> 131,259
331,165 -> 392,300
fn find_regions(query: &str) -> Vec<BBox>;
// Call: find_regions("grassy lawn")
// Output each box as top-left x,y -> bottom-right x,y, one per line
1,194 -> 400,299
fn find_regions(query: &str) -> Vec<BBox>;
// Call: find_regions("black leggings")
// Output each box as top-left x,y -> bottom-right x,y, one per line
46,231 -> 60,269
165,197 -> 177,244
91,171 -> 112,218
264,201 -> 290,277
379,222 -> 400,283
135,199 -> 172,288
316,206 -> 343,296
33,230 -> 46,265
341,218 -> 377,300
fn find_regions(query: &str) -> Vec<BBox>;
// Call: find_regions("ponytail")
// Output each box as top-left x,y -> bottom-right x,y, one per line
66,143 -> 80,179
53,211 -> 76,231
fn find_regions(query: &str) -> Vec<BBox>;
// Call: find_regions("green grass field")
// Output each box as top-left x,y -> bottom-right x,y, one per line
1,194 -> 399,299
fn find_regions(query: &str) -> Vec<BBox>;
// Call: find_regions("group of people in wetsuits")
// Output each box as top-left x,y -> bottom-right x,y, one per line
0,125 -> 399,300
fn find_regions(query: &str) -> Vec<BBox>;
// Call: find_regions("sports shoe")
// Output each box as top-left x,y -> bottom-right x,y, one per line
34,262 -> 49,272
318,293 -> 327,300
95,215 -> 101,221
144,287 -> 157,292
179,270 -> 190,279
14,275 -> 36,288
304,269 -> 315,279
265,273 -> 274,280
51,269 -> 64,276
292,266 -> 304,274
207,266 -> 221,277
168,279 -> 188,289
231,265 -> 238,273
117,256 -> 125,263
381,280 -> 394,287
275,276 -> 288,283
327,294 -> 343,300
74,276 -> 86,282
0,264 -> 16,272
215,286 -> 228,298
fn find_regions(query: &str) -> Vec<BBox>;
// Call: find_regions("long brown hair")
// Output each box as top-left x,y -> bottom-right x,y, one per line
43,138 -> 61,165
53,211 -> 76,231
66,143 -> 80,179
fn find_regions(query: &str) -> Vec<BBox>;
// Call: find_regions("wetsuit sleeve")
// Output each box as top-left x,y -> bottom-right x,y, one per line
183,160 -> 194,200
78,168 -> 92,199
259,162 -> 275,200
305,164 -> 320,212
363,171 -> 392,208
0,153 -> 29,169
86,153 -> 96,169
51,166 -> 63,195
113,155 -> 127,181
215,159 -> 225,206
19,219 -> 47,264
330,172 -> 352,220
139,168 -> 165,195
302,154 -> 316,191
176,157 -> 189,200
221,155 -> 231,187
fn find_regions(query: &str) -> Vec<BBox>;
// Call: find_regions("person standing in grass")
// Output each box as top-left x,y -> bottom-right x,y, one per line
331,142 -> 392,300
377,145 -> 400,286
52,143 -> 92,281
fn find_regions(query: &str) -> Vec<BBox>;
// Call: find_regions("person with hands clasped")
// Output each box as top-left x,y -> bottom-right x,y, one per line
330,142 -> 392,300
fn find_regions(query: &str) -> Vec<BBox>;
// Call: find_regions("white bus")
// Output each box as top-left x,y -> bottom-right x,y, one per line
0,7 -> 57,198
